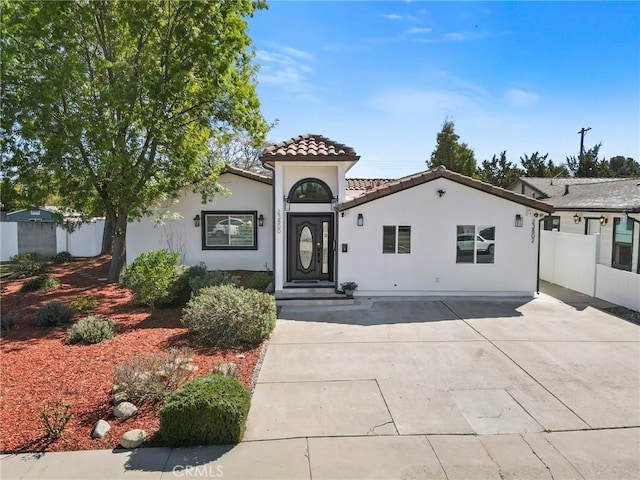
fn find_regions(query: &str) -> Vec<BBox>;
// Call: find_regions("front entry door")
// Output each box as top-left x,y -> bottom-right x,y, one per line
288,214 -> 333,282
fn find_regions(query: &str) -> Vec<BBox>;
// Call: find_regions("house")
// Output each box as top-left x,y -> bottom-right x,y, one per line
127,134 -> 553,296
509,177 -> 640,273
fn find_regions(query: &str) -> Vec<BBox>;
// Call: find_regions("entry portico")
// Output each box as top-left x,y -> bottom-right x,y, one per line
261,135 -> 359,292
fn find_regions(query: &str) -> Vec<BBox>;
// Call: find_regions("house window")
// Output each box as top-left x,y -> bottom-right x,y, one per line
543,216 -> 560,231
202,211 -> 257,250
288,178 -> 332,203
383,226 -> 411,254
612,218 -> 633,271
456,225 -> 495,264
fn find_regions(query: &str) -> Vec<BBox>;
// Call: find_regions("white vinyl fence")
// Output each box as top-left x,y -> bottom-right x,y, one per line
541,230 -> 640,312
0,220 -> 105,261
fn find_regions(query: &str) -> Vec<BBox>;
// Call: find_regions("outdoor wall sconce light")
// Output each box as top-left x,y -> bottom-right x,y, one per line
573,213 -> 581,224
331,196 -> 338,210
284,196 -> 290,211
357,213 -> 364,227
437,189 -> 446,197
515,214 -> 523,227
258,214 -> 264,227
599,214 -> 608,226
193,214 -> 200,228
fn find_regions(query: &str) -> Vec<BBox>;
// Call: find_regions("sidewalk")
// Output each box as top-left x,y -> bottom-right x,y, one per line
3,428 -> 640,479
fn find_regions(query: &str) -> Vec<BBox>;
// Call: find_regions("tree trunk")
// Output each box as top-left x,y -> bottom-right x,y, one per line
107,214 -> 128,283
101,214 -> 115,255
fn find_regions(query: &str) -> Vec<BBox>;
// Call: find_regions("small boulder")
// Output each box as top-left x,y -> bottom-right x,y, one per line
114,401 -> 137,418
113,391 -> 128,405
91,419 -> 111,439
212,362 -> 239,378
120,429 -> 145,449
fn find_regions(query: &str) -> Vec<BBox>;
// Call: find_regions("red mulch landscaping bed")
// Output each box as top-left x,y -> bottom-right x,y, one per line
0,256 -> 262,453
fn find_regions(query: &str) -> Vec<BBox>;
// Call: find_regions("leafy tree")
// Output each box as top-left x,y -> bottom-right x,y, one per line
566,143 -> 612,178
1,0 -> 268,281
427,119 -> 477,176
208,125 -> 277,175
608,156 -> 639,177
520,152 -> 569,178
477,151 -> 523,188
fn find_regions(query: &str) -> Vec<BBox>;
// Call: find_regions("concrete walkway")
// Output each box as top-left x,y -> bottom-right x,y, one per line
3,290 -> 639,479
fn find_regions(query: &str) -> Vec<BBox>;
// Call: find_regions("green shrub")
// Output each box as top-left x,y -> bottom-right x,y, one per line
35,301 -> 76,327
188,270 -> 240,296
250,271 -> 272,291
120,249 -> 179,312
19,274 -> 60,293
113,348 -> 195,404
52,251 -> 74,264
159,374 -> 250,446
1,312 -> 18,331
182,285 -> 276,348
67,315 -> 116,344
10,253 -> 43,277
157,263 -> 207,308
69,295 -> 99,314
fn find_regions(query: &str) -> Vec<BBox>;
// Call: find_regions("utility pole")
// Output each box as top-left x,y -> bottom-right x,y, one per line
578,127 -> 591,156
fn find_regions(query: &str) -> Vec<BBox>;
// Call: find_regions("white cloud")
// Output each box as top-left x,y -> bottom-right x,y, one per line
255,45 -> 319,101
505,89 -> 540,107
444,32 -> 466,41
382,13 -> 418,22
406,27 -> 432,35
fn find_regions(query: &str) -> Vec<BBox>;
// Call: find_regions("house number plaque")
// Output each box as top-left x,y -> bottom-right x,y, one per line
276,209 -> 282,234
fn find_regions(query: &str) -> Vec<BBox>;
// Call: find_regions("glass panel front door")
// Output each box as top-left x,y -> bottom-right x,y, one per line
288,214 -> 333,282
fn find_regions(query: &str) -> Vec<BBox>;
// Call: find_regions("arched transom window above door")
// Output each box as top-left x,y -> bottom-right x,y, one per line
288,178 -> 333,203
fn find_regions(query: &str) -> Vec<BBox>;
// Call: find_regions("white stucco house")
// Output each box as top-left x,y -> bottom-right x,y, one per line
127,134 -> 553,297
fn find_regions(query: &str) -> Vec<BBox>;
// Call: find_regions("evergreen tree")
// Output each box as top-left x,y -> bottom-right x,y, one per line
427,120 -> 477,176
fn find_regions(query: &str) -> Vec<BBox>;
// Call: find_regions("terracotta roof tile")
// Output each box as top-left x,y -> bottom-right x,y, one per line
261,133 -> 358,158
346,178 -> 393,191
339,166 -> 553,213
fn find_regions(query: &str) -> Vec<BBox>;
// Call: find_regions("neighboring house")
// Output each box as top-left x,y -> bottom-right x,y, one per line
128,134 -> 553,296
509,177 -> 640,273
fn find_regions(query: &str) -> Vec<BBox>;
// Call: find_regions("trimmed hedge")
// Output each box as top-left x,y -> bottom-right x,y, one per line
182,285 -> 276,348
159,374 -> 250,446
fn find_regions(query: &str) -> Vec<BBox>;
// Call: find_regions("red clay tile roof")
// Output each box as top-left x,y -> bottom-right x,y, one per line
222,164 -> 272,185
339,166 -> 554,213
346,178 -> 394,191
261,133 -> 358,159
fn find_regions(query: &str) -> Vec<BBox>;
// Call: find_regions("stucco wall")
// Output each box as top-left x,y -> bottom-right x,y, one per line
554,211 -> 638,270
126,173 -> 273,271
337,178 -> 543,296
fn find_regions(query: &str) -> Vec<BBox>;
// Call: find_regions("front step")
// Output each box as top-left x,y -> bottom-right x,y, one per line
275,288 -> 355,306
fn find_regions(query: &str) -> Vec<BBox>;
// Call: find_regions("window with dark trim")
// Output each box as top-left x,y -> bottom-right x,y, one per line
456,225 -> 495,264
288,178 -> 333,203
202,211 -> 257,250
383,225 -> 411,254
612,218 -> 633,271
543,216 -> 560,231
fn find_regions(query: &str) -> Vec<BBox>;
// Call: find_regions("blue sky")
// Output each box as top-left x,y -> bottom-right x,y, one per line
248,1 -> 640,178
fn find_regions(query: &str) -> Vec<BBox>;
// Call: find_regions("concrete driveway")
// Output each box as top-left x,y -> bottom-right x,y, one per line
244,292 -> 640,479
